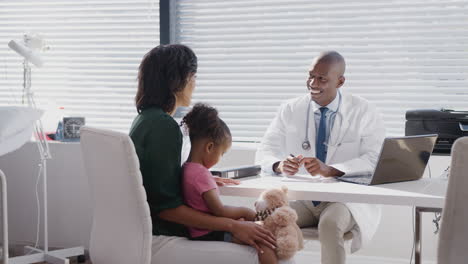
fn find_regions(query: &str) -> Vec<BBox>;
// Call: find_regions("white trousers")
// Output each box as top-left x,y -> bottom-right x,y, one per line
290,201 -> 356,264
151,235 -> 297,264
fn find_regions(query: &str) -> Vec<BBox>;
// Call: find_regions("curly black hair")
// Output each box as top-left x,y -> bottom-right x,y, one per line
181,103 -> 232,145
135,44 -> 197,113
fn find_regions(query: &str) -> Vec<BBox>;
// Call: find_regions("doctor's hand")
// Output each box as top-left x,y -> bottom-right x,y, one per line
274,155 -> 303,175
302,157 -> 344,177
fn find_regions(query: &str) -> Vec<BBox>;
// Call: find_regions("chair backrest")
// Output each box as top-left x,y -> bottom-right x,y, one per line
80,126 -> 152,264
437,137 -> 468,264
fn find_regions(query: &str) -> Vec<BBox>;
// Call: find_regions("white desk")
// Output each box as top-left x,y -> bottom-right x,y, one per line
220,175 -> 448,264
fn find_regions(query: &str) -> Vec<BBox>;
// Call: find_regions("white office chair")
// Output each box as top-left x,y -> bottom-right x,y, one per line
81,126 -> 302,264
80,127 -> 152,264
437,137 -> 468,264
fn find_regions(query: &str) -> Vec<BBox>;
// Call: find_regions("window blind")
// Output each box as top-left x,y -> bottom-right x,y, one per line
176,0 -> 468,142
0,0 -> 159,133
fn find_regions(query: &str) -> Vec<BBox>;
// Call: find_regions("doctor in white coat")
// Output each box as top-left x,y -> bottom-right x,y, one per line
256,51 -> 386,264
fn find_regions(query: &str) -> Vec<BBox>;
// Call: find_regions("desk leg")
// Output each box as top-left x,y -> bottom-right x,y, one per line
1,169 -> 9,264
415,207 -> 422,264
414,207 -> 443,264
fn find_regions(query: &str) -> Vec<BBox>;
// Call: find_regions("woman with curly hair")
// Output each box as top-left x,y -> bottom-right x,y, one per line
130,44 -> 290,264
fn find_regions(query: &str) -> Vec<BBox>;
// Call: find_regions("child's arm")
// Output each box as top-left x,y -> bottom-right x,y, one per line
203,189 -> 256,221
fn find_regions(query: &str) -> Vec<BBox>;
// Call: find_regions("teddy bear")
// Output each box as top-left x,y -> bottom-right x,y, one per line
254,186 -> 304,260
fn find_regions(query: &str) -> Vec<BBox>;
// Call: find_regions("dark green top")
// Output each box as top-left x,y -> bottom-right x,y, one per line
129,107 -> 187,237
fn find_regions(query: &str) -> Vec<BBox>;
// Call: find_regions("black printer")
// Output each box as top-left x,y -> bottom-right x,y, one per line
405,109 -> 468,154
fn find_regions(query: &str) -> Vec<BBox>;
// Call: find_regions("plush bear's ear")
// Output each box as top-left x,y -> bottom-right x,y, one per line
281,186 -> 288,194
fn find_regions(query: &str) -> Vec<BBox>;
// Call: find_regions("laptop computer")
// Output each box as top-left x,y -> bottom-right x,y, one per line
337,134 -> 438,185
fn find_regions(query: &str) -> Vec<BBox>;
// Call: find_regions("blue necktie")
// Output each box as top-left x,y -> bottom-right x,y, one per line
312,107 -> 328,207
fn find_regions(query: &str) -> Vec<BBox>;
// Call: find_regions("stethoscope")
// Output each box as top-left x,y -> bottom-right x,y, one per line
302,92 -> 343,150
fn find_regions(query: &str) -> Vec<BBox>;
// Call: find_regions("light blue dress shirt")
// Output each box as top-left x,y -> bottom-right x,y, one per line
313,92 -> 341,154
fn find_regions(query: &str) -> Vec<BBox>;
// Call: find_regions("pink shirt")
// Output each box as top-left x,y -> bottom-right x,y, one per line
182,162 -> 219,238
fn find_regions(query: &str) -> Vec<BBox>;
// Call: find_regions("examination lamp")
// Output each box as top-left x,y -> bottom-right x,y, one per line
8,39 -> 44,67
8,34 -> 47,67
5,33 -> 53,264
5,33 -> 84,264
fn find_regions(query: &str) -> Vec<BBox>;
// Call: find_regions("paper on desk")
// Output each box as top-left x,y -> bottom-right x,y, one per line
281,174 -> 337,183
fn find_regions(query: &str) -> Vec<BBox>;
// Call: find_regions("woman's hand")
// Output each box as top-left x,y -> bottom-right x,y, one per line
213,176 -> 240,186
230,220 -> 276,253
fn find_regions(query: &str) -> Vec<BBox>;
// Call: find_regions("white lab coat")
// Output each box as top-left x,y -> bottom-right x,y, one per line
256,92 -> 386,253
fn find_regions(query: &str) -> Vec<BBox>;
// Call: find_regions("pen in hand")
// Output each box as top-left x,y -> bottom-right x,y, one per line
286,154 -> 303,176
289,153 -> 302,164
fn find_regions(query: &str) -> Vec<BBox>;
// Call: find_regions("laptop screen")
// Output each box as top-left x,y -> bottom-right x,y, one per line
371,134 -> 437,185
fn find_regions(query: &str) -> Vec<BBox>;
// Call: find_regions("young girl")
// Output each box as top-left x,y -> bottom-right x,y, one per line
182,103 -> 278,264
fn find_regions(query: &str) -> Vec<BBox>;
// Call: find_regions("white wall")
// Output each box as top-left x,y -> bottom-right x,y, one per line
0,142 -> 92,249
0,141 -> 450,262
